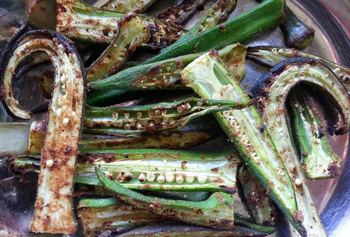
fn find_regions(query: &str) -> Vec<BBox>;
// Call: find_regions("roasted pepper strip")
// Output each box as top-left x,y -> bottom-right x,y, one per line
180,51 -> 305,236
288,86 -> 342,179
0,30 -> 86,234
95,167 -> 235,229
257,58 -> 350,236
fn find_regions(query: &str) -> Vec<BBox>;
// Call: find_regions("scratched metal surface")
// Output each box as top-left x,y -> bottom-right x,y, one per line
0,0 -> 350,236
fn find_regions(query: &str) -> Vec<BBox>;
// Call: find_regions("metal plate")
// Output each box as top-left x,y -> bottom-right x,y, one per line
0,0 -> 350,236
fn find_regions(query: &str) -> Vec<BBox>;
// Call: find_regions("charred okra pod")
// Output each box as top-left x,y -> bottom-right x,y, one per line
180,50 -> 305,236
13,148 -> 240,193
0,30 -> 86,234
96,167 -> 235,229
159,0 -> 237,54
88,43 -> 246,92
78,197 -> 164,237
288,86 -> 342,179
247,46 -> 350,83
144,0 -> 285,64
56,0 -> 183,48
237,166 -> 277,226
86,14 -> 150,82
84,97 -> 251,136
257,58 -> 350,236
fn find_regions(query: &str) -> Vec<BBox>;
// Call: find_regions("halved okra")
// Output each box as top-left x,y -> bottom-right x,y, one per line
84,97 -> 252,136
180,51 -> 305,236
257,58 -> 350,236
247,46 -> 350,83
288,86 -> 342,179
56,0 -> 182,47
0,30 -> 86,234
95,167 -> 235,229
88,43 -> 246,92
77,197 -> 276,237
86,13 -> 150,82
12,148 -> 240,193
237,165 -> 277,226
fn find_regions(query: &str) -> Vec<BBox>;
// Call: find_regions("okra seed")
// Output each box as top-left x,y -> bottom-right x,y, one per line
295,178 -> 302,186
61,84 -> 66,93
124,112 -> 130,119
154,110 -> 161,116
166,66 -> 171,71
108,31 -> 114,37
60,75 -> 66,85
161,110 -> 167,116
124,173 -> 133,182
176,175 -> 184,184
137,112 -> 142,119
46,159 -> 54,167
157,174 -> 165,183
112,112 -> 118,120
138,173 -> 146,182
124,123 -> 131,129
334,68 -> 341,73
298,73 -> 305,80
147,172 -> 155,182
185,103 -> 191,109
197,175 -> 207,184
148,111 -> 154,117
185,175 -> 194,183
62,118 -> 69,126
165,173 -> 175,183
212,93 -> 221,100
56,108 -> 62,117
178,10 -> 184,15
276,48 -> 283,54
136,123 -> 143,129
177,106 -> 184,113
130,120 -> 136,127
223,111 -> 230,117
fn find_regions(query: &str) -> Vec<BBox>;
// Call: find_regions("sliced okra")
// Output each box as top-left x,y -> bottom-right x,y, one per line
88,43 -> 246,91
56,0 -> 183,48
247,46 -> 350,84
288,86 -> 342,179
12,148 -> 240,193
86,14 -> 150,82
78,197 -> 164,237
100,0 -> 157,13
0,30 -> 86,234
96,167 -> 235,229
180,51 -> 305,236
237,165 -> 277,226
84,97 -> 251,135
257,58 -> 350,236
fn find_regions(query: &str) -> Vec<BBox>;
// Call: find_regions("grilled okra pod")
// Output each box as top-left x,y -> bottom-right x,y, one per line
237,166 -> 277,226
143,0 -> 285,64
86,14 -> 150,82
13,148 -> 240,193
247,46 -> 350,84
95,167 -> 235,229
88,43 -> 246,92
159,0 -> 237,54
84,97 -> 251,136
0,30 -> 86,234
78,197 -> 164,237
257,58 -> 350,236
288,86 -> 342,179
180,50 -> 305,236
56,0 -> 182,48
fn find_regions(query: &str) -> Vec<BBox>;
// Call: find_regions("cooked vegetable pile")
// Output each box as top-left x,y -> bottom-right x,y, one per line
1,0 -> 350,236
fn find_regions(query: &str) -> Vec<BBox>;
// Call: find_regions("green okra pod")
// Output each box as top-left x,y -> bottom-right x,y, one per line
288,86 -> 342,179
180,51 -> 305,236
143,0 -> 285,64
12,148 -> 240,193
95,167 -> 235,229
247,46 -> 350,84
83,97 -> 251,136
237,166 -> 277,226
257,58 -> 350,236
88,43 -> 246,92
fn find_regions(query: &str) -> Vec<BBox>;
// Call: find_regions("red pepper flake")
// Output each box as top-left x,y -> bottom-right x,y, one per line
220,24 -> 226,32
